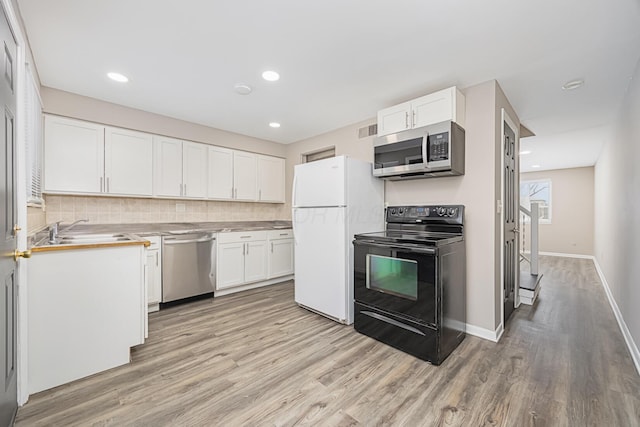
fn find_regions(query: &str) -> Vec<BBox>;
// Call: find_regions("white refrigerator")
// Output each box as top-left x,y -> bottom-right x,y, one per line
292,155 -> 384,324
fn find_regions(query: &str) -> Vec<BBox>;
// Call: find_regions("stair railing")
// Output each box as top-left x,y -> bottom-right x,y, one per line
519,201 -> 540,275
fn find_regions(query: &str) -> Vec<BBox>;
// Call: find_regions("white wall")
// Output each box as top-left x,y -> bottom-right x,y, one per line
594,58 -> 640,365
521,167 -> 594,256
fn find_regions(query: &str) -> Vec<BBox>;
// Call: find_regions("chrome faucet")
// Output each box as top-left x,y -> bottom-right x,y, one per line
64,219 -> 89,232
48,219 -> 89,243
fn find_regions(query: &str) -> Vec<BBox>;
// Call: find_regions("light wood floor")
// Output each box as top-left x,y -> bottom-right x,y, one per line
15,256 -> 640,426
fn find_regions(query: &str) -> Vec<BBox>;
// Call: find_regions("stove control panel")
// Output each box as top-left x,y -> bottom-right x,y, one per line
387,205 -> 464,223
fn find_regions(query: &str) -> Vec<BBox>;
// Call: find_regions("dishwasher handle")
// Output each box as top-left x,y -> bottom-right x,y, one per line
163,235 -> 216,245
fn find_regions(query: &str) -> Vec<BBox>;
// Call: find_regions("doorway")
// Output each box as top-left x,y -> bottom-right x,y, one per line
0,2 -> 18,425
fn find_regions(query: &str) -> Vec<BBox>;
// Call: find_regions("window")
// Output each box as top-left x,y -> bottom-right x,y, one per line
520,179 -> 551,223
25,63 -> 43,206
301,146 -> 335,163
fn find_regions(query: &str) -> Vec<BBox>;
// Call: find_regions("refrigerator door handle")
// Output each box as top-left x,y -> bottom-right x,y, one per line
292,209 -> 297,246
292,173 -> 298,207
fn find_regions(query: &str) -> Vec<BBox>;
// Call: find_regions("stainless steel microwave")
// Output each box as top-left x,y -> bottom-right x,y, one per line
373,121 -> 465,180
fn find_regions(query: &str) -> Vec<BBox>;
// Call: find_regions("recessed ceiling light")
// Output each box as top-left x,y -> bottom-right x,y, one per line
107,72 -> 128,83
531,164 -> 541,168
562,79 -> 584,90
262,70 -> 280,82
519,150 -> 532,155
234,83 -> 252,95
269,122 -> 281,128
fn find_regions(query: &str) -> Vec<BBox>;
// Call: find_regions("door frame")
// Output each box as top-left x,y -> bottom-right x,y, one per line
499,108 -> 520,331
1,0 -> 29,406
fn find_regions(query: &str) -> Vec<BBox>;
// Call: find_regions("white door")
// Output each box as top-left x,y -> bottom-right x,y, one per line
293,207 -> 347,321
292,156 -> 345,207
182,142 -> 208,198
208,146 -> 234,199
269,238 -> 294,278
153,136 -> 182,197
244,240 -> 268,283
217,242 -> 245,289
376,101 -> 411,136
233,151 -> 257,201
44,115 -> 104,194
104,127 -> 153,196
257,155 -> 285,202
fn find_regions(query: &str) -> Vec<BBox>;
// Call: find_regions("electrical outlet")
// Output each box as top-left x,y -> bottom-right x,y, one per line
175,203 -> 186,213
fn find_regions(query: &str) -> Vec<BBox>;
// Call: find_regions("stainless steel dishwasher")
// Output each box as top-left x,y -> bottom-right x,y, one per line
161,232 -> 216,303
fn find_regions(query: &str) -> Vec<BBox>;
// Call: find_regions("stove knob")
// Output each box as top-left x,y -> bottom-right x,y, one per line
448,208 -> 456,216
398,208 -> 404,215
390,208 -> 396,215
437,207 -> 446,216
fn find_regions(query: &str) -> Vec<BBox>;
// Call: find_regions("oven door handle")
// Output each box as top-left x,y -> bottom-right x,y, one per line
354,240 -> 436,254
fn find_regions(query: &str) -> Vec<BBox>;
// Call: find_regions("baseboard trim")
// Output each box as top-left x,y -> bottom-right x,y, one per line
466,323 -> 502,343
592,257 -> 640,376
215,275 -> 294,297
539,251 -> 593,259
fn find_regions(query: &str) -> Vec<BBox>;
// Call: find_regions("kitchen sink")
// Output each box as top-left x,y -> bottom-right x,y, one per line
34,233 -> 138,247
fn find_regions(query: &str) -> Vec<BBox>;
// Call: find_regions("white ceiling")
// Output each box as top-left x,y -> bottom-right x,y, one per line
17,0 -> 640,171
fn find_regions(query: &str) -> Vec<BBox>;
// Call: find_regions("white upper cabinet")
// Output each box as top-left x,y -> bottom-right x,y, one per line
377,86 -> 466,136
44,115 -> 104,194
182,142 -> 208,198
207,146 -> 234,200
154,137 -> 208,198
153,136 -> 183,197
44,116 -> 153,196
257,155 -> 285,203
233,151 -> 257,201
104,127 -> 153,196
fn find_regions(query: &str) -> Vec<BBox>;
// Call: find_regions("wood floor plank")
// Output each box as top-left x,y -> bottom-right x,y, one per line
15,256 -> 640,426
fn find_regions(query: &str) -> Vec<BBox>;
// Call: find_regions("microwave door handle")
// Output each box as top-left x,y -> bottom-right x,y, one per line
422,134 -> 429,166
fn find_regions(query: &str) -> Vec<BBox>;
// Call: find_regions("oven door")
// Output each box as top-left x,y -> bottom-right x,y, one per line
353,239 -> 437,326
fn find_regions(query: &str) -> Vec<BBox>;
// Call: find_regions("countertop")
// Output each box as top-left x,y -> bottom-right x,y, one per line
61,220 -> 293,236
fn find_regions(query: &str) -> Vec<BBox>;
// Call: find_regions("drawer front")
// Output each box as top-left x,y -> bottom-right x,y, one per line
146,235 -> 162,249
267,229 -> 293,240
218,230 -> 268,244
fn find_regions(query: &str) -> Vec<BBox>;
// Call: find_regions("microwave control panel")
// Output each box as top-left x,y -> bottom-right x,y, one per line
427,132 -> 450,162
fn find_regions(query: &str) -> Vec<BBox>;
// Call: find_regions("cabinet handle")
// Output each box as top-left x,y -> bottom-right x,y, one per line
240,235 -> 251,239
271,242 -> 274,253
156,252 -> 158,266
246,243 -> 249,255
107,177 -> 110,193
100,177 -> 103,192
184,184 -> 187,196
405,112 -> 409,129
231,187 -> 234,198
242,243 -> 245,256
412,110 -> 416,127
259,189 -> 262,200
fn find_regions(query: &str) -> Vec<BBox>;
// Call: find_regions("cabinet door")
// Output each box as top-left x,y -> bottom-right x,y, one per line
257,155 -> 285,203
153,136 -> 183,197
208,146 -> 234,200
268,238 -> 294,278
244,240 -> 267,283
411,87 -> 454,128
104,127 -> 153,196
44,115 -> 104,194
217,242 -> 246,289
146,249 -> 161,306
182,141 -> 208,198
376,101 -> 411,136
233,151 -> 257,201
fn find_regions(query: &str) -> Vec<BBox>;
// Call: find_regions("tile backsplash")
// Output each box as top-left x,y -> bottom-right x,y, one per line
44,195 -> 289,225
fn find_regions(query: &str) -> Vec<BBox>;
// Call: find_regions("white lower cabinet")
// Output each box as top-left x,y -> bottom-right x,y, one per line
145,236 -> 162,314
268,229 -> 294,278
217,231 -> 268,290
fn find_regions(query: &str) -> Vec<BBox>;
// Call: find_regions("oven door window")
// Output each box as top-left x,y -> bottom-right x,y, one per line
366,255 -> 417,300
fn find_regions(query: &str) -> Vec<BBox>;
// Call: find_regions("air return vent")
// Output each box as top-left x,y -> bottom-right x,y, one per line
358,124 -> 377,138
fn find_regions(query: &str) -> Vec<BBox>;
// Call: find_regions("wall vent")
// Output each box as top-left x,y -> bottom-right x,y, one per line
358,124 -> 377,138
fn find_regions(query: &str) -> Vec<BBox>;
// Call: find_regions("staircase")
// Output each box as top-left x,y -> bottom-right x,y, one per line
519,202 -> 543,305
